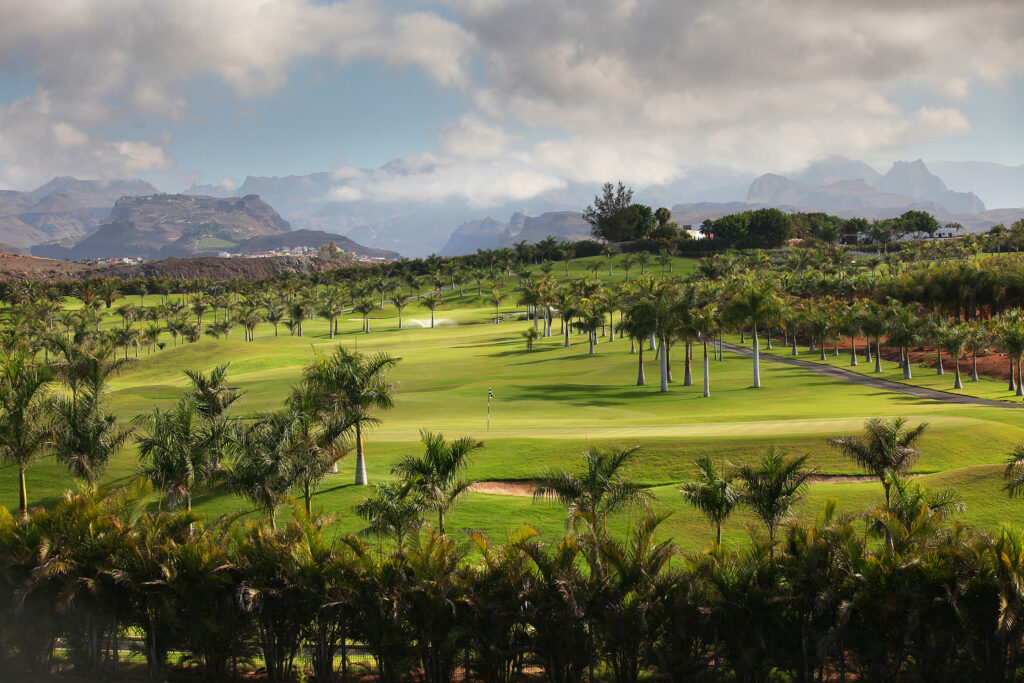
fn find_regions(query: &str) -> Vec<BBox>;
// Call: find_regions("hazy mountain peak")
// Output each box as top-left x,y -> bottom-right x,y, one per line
873,159 -> 984,213
796,156 -> 881,185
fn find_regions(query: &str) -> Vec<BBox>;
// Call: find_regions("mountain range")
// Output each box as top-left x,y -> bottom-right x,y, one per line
0,177 -> 158,248
1,156 -> 1022,260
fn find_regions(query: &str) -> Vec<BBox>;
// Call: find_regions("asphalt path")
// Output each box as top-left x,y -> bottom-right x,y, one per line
721,342 -> 1023,409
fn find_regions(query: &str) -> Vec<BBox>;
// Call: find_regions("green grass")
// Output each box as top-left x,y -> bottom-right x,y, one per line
5,256 -> 1024,552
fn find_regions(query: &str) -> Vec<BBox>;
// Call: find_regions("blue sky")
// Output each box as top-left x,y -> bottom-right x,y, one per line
0,0 -> 1020,201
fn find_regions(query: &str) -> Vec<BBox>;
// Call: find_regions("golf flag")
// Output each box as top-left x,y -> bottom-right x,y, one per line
489,387 -> 493,398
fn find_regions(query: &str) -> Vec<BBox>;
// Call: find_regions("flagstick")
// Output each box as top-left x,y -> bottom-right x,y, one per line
487,387 -> 492,431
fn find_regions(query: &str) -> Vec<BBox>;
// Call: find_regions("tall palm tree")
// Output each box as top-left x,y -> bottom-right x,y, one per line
303,346 -> 400,485
692,302 -> 720,397
602,244 -> 616,276
0,349 -> 55,516
736,447 -> 814,558
420,293 -> 442,328
940,324 -> 970,389
483,288 -> 507,323
680,457 -> 738,544
722,276 -> 783,388
533,445 -> 653,540
354,298 -> 375,334
965,322 -> 990,382
391,291 -> 411,329
829,417 -> 928,510
619,254 -> 636,282
392,429 -> 483,535
280,384 -> 353,510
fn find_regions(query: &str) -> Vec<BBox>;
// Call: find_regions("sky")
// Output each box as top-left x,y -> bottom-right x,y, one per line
0,0 -> 1021,205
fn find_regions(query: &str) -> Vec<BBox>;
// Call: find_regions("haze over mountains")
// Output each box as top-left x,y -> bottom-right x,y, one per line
1,157 -> 1021,260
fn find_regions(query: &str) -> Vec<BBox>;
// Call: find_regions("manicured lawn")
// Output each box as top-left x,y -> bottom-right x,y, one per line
4,256 -> 1024,552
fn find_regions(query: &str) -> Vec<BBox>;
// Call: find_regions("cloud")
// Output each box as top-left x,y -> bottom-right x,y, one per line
0,0 -> 1020,201
324,0 -> 1022,204
0,0 -> 475,188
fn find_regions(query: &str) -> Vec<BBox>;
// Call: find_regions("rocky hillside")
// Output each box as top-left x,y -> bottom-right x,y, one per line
32,194 -> 291,259
0,177 -> 157,248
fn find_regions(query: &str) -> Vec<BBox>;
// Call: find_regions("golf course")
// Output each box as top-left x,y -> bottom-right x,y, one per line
5,252 -> 1023,552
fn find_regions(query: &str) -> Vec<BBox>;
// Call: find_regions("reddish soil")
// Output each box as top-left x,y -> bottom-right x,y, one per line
782,334 -> 1016,383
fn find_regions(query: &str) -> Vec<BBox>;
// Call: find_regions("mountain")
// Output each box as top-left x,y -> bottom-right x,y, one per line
438,210 -> 590,256
927,161 -> 1024,210
31,194 -> 291,259
872,159 -> 985,213
0,176 -> 158,248
233,229 -> 400,260
796,156 -> 881,185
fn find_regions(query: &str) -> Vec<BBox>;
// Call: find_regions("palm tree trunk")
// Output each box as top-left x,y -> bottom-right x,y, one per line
850,338 -> 858,366
1009,356 -> 1016,392
972,353 -> 979,381
791,334 -> 798,356
903,348 -> 913,379
659,339 -> 668,392
703,341 -> 710,398
683,343 -> 692,386
354,423 -> 367,485
438,510 -> 445,536
18,465 -> 27,518
636,345 -> 646,386
936,348 -> 944,375
954,356 -> 963,389
1017,358 -> 1023,397
752,325 -> 761,388
874,338 -> 883,373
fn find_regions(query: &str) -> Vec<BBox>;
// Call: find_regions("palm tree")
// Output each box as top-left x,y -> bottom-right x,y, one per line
886,303 -> 919,380
692,302 -> 720,397
49,384 -> 132,485
680,457 -> 738,544
830,417 -> 928,511
420,293 -> 442,328
0,349 -> 55,516
280,384 -> 352,511
303,346 -> 400,485
723,276 -> 783,388
185,363 -> 244,423
602,244 -> 616,276
635,251 -> 652,275
391,292 -> 411,329
221,413 -> 299,529
940,324 -> 970,389
965,322 -> 990,382
134,395 -> 219,511
522,326 -> 539,350
619,255 -> 636,282
533,445 -> 653,540
355,298 -> 375,334
736,447 -> 814,558
265,302 -> 284,337
354,480 -> 424,548
1004,443 -> 1024,500
392,429 -> 483,535
483,288 -> 507,323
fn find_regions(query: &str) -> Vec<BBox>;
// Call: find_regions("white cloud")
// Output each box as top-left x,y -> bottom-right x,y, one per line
0,0 -> 475,188
322,0 -> 1022,204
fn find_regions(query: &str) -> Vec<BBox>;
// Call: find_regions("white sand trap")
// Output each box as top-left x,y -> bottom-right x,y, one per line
406,317 -> 457,327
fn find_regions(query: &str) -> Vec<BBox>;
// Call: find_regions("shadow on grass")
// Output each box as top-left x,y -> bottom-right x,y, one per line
513,383 -> 658,405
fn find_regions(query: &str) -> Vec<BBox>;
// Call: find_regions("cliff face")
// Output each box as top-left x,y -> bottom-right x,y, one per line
32,194 -> 292,259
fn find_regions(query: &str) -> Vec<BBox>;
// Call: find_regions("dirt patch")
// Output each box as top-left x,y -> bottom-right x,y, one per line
469,480 -> 539,497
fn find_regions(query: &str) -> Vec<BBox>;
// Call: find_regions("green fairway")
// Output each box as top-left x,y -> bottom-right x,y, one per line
5,257 -> 1024,553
